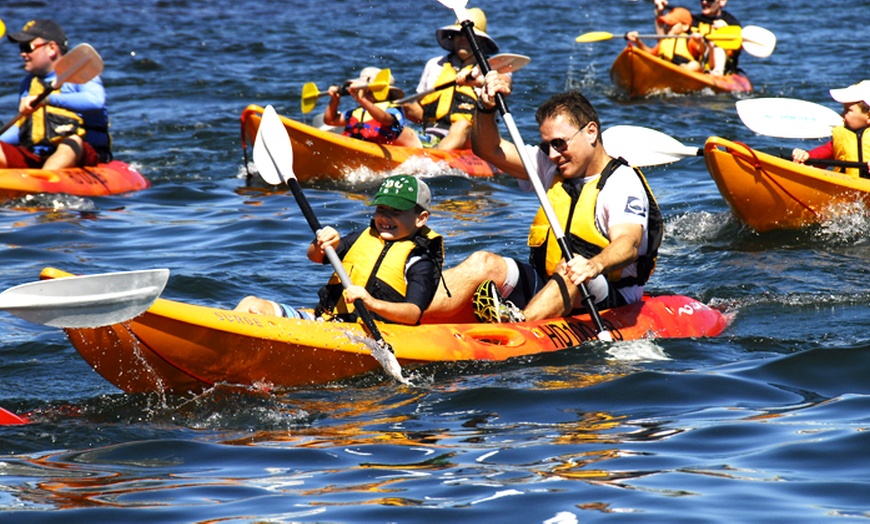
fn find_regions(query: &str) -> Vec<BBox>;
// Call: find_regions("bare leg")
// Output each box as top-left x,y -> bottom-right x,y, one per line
523,273 -> 578,321
395,126 -> 423,148
234,296 -> 281,316
435,118 -> 471,151
422,250 -> 508,323
42,136 -> 84,170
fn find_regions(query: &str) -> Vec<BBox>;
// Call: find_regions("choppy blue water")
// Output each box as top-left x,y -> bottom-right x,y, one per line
1,0 -> 869,521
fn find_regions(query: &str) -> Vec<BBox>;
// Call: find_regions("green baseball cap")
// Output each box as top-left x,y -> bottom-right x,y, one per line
371,175 -> 431,212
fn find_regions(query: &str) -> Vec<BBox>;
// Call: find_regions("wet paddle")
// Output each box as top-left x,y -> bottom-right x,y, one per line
0,268 -> 169,328
576,25 -> 776,58
602,125 -> 868,171
436,0 -> 612,341
736,98 -> 844,139
252,104 -> 409,384
393,53 -> 532,105
602,125 -> 702,167
0,44 -> 104,136
0,406 -> 27,425
300,68 -> 392,114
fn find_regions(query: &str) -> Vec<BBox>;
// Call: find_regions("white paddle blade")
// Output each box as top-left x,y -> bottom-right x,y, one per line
740,25 -> 776,58
253,104 -> 295,186
436,0 -> 470,21
736,98 -> 843,139
0,269 -> 169,328
53,44 -> 104,87
488,53 -> 531,73
602,125 -> 700,167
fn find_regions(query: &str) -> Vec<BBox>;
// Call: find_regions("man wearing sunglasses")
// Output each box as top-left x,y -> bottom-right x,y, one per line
655,0 -> 742,76
422,72 -> 662,324
0,19 -> 111,170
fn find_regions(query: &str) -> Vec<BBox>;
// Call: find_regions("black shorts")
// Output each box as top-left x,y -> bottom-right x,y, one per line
506,258 -> 629,312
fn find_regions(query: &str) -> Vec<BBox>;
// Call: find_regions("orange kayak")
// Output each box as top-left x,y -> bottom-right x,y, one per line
42,267 -> 729,393
240,104 -> 503,181
704,136 -> 870,232
0,160 -> 148,203
609,45 -> 752,98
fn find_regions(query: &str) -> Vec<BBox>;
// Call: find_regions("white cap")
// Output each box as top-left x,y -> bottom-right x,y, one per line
829,80 -> 870,105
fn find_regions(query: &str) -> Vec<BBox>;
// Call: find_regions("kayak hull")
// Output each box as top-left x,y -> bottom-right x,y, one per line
609,45 -> 752,98
240,104 -> 503,181
0,160 -> 148,203
42,267 -> 730,393
703,136 -> 870,232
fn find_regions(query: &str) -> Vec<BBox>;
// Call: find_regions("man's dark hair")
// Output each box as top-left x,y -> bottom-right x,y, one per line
535,90 -> 601,137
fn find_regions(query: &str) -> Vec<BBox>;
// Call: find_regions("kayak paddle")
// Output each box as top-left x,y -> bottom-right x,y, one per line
0,406 -> 27,425
602,125 -> 702,167
0,268 -> 169,328
602,125 -> 867,171
301,68 -> 392,114
736,98 -> 844,139
252,104 -> 409,385
436,0 -> 613,341
0,44 -> 104,136
576,25 -> 776,58
393,53 -> 532,105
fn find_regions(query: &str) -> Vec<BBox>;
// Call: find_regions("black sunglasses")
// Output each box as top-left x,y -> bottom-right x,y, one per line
19,41 -> 50,54
539,127 -> 583,155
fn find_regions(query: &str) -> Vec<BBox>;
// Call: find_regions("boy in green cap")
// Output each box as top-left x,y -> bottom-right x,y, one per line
235,174 -> 444,325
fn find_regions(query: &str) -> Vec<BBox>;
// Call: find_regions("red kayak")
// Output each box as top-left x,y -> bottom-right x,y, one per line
0,160 -> 149,205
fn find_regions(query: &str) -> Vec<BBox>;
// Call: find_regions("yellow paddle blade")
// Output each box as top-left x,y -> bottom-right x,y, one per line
368,68 -> 392,102
705,25 -> 742,50
575,31 -> 615,43
300,82 -> 320,114
0,19 -> 5,39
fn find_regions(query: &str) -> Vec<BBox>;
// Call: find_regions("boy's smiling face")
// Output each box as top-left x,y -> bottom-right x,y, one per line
373,206 -> 428,241
843,102 -> 870,131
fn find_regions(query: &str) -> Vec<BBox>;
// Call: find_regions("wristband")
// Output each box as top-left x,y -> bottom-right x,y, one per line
475,99 -> 497,114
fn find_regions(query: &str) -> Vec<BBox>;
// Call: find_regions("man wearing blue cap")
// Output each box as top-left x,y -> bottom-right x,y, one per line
0,19 -> 111,170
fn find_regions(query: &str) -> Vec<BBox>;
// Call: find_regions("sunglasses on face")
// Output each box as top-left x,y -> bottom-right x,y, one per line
539,127 -> 584,155
19,40 -> 50,54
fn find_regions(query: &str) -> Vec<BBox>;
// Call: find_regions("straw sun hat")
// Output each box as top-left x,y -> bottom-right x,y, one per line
435,7 -> 499,56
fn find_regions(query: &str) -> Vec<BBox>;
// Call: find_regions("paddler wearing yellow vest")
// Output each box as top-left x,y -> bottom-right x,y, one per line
235,175 -> 445,326
654,0 -> 742,76
626,7 -> 704,72
403,7 -> 500,151
0,19 -> 111,170
792,81 -> 870,179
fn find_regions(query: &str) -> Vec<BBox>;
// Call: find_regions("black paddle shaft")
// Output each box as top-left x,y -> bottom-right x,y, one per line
458,19 -> 610,334
284,177 -> 393,351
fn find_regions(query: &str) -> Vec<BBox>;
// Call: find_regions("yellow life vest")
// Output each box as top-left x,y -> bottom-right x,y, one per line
19,77 -> 85,153
419,62 -> 478,125
658,38 -> 697,65
527,158 -> 663,288
318,225 -> 444,321
831,126 -> 870,178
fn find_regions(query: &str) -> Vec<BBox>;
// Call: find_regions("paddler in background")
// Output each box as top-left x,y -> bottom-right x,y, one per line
322,67 -> 423,148
403,7 -> 499,151
626,7 -> 703,72
0,19 -> 111,170
653,0 -> 741,76
792,80 -> 870,179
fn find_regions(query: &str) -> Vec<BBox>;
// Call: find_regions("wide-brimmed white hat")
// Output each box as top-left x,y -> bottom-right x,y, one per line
829,80 -> 870,105
435,7 -> 499,56
347,67 -> 405,99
